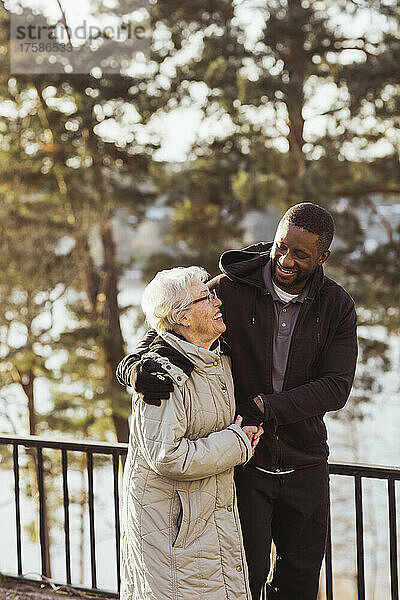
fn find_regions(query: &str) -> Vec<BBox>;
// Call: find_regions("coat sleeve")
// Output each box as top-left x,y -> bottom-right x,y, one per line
262,299 -> 358,426
132,387 -> 253,481
116,329 -> 158,386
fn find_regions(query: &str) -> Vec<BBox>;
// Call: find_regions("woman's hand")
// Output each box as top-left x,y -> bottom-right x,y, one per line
235,415 -> 264,451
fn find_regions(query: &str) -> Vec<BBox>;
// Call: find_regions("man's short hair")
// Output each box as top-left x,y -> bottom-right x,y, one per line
281,203 -> 335,254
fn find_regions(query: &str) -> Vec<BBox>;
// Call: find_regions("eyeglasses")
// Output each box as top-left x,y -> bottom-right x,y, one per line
184,289 -> 219,308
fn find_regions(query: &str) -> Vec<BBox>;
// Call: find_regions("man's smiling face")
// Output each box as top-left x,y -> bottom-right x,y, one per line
270,220 -> 330,294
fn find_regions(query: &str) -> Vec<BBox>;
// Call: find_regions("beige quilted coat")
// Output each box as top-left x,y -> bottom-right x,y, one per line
120,332 -> 253,600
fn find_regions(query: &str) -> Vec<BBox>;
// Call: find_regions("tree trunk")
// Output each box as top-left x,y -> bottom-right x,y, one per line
87,128 -> 129,443
285,0 -> 306,180
79,461 -> 85,584
101,217 -> 130,443
22,369 -> 36,436
80,212 -> 129,442
84,239 -> 101,319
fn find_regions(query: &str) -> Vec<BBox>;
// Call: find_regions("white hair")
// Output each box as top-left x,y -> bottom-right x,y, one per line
141,266 -> 209,334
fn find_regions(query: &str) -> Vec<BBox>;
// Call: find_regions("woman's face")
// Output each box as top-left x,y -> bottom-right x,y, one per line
184,282 -> 226,346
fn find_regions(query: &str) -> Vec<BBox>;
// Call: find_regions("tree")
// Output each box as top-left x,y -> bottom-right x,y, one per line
0,2 -> 159,442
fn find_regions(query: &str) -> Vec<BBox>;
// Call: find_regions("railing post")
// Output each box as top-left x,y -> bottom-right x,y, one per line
354,475 -> 365,600
324,500 -> 333,600
36,447 -> 48,577
87,450 -> 97,589
61,449 -> 71,584
388,479 -> 398,600
113,452 -> 121,592
13,444 -> 22,576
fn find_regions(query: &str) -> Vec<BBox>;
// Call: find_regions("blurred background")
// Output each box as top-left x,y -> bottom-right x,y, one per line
0,0 -> 399,598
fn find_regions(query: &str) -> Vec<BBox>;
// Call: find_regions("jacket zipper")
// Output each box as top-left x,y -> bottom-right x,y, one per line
264,293 -> 280,468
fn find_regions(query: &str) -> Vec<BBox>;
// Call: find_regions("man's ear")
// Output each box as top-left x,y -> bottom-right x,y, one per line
318,250 -> 330,265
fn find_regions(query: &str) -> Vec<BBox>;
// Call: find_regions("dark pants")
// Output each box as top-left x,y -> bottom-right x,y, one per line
235,463 -> 329,600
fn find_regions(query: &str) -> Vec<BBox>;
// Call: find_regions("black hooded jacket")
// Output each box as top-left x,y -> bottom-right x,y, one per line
209,242 -> 358,471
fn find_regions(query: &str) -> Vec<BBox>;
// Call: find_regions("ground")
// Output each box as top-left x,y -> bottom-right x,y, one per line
0,576 -> 114,600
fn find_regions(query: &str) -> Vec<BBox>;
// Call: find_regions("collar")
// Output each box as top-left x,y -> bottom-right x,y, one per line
167,329 -> 230,355
162,332 -> 223,367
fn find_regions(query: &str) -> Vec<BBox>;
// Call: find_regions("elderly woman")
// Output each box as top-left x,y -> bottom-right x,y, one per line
118,266 -> 262,600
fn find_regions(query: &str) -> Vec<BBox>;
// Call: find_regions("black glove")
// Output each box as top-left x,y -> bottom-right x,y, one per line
132,358 -> 174,406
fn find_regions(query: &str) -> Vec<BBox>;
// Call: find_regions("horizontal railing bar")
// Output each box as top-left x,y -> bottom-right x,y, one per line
1,437 -> 399,479
0,434 -> 128,454
3,435 -> 399,481
329,462 -> 400,480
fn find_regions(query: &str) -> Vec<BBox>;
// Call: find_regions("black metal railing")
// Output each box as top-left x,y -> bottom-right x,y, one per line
325,462 -> 399,600
0,434 -> 398,599
0,434 -> 127,597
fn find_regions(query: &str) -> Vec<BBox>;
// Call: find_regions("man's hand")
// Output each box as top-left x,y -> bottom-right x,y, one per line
133,358 -> 174,406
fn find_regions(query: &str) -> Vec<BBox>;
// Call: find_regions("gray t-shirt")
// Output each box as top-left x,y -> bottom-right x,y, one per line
262,260 -> 309,394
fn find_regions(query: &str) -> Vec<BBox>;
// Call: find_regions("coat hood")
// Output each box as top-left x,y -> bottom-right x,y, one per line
219,241 -> 324,299
219,242 -> 272,291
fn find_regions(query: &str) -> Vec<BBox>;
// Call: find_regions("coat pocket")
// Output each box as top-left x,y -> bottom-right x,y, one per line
172,489 -> 189,548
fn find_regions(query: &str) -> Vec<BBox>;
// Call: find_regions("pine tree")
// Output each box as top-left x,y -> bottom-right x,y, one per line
0,3 -> 158,442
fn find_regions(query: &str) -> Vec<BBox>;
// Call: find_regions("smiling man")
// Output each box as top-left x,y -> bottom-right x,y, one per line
209,203 -> 357,600
117,203 -> 358,600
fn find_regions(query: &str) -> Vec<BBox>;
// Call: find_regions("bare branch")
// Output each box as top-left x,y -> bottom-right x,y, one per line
55,0 -> 72,46
306,105 -> 347,119
364,196 -> 393,243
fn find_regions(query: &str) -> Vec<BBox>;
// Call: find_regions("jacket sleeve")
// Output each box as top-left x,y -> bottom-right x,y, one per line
115,329 -> 158,386
262,299 -> 358,426
132,387 -> 253,481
